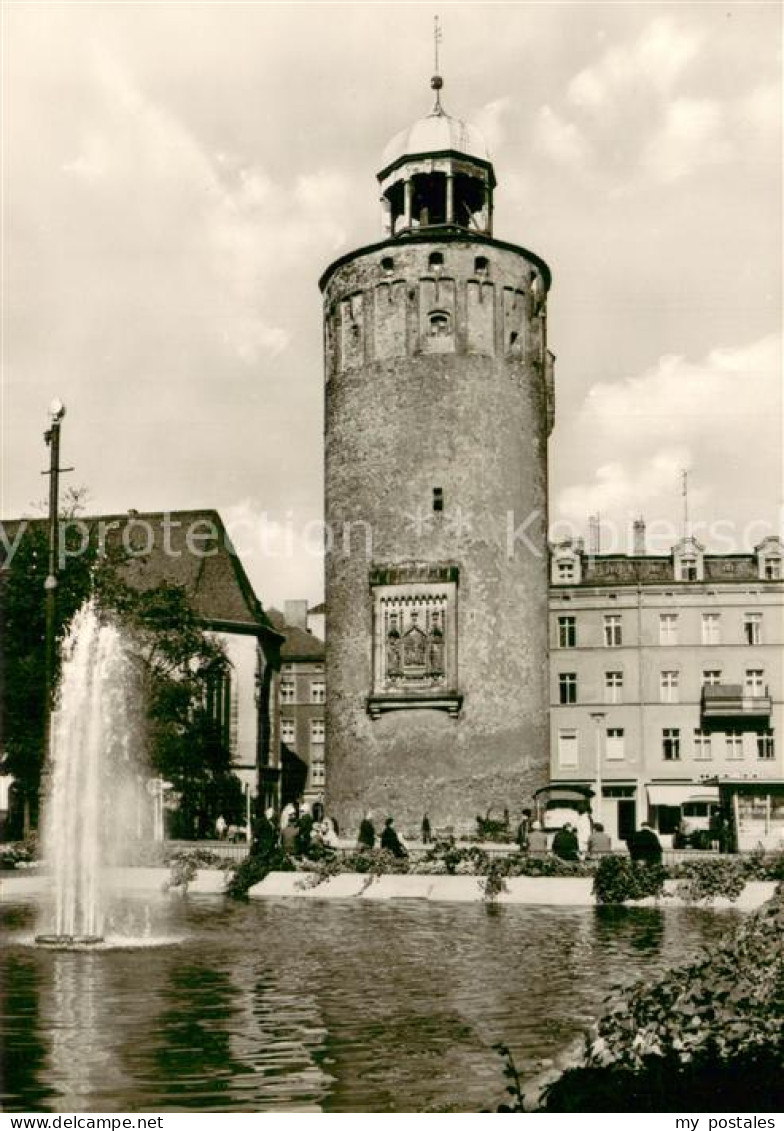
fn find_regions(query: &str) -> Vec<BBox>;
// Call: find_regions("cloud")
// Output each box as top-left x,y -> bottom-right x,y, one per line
554,334 -> 782,546
568,17 -> 702,110
534,105 -> 591,168
222,499 -> 324,608
641,98 -> 732,182
471,97 -> 512,154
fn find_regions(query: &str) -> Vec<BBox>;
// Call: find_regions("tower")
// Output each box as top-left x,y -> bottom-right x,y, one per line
321,68 -> 555,835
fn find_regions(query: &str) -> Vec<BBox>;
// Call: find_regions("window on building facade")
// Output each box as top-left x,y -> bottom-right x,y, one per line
694,729 -> 712,760
725,730 -> 744,760
429,310 -> 452,337
702,669 -> 722,686
660,670 -> 680,704
606,728 -> 625,760
310,759 -> 326,787
757,731 -> 775,760
558,729 -> 579,767
280,719 -> 296,747
744,669 -> 765,696
558,615 -> 576,648
310,719 -> 325,743
662,728 -> 681,760
604,671 -> 623,705
763,557 -> 782,580
310,680 -> 326,704
558,673 -> 577,704
604,615 -> 622,647
744,613 -> 762,645
659,614 -> 678,645
678,557 -> 698,582
432,487 -> 444,512
701,613 -> 721,645
280,680 -> 295,705
557,560 -> 575,583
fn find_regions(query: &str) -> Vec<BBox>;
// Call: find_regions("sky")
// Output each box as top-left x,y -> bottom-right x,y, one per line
2,0 -> 781,606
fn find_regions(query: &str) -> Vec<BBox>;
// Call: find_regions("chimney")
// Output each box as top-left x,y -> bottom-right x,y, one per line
633,517 -> 646,556
284,599 -> 309,631
588,514 -> 601,556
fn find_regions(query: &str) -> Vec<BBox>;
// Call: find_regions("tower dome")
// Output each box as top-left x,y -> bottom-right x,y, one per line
381,108 -> 491,171
377,77 -> 496,239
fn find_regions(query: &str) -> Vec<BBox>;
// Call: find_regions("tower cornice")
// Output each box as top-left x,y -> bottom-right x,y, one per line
319,231 -> 551,295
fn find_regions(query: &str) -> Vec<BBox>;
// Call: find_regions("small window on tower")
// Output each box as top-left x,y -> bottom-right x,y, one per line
474,256 -> 489,275
428,251 -> 444,271
429,311 -> 451,337
381,256 -> 394,275
433,487 -> 444,513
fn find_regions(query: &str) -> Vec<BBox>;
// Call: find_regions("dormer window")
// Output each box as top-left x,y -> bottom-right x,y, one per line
551,540 -> 582,585
673,537 -> 705,582
679,557 -> 698,582
755,536 -> 784,580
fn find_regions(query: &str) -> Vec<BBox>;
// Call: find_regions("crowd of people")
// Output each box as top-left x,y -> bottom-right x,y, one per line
235,798 -> 665,866
515,807 -> 663,865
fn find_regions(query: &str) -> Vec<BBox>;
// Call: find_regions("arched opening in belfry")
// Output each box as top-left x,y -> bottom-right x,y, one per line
411,172 -> 447,227
453,173 -> 487,230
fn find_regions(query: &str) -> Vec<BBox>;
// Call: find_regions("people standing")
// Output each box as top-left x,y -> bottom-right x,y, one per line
281,814 -> 300,856
575,808 -> 592,856
516,809 -> 532,851
421,813 -> 432,845
215,815 -> 227,840
357,811 -> 376,850
381,817 -> 407,858
297,803 -> 314,856
252,806 -> 277,857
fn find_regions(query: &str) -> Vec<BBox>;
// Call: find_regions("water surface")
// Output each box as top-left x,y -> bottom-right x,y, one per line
1,896 -> 737,1113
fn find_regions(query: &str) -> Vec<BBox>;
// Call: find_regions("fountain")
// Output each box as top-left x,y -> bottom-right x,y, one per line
35,601 -> 141,948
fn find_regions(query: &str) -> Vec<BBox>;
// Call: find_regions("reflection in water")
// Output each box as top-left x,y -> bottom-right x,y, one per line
2,897 -> 738,1113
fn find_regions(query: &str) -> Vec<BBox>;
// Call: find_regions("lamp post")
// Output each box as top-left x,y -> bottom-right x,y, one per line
36,400 -> 71,836
590,711 -> 606,830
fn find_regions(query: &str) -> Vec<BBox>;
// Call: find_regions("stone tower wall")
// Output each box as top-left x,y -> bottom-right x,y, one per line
323,237 -> 552,837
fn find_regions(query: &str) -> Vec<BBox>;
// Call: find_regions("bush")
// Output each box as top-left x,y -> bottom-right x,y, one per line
671,857 -> 747,903
593,855 -> 666,904
537,885 -> 784,1111
0,839 -> 37,869
225,847 -> 294,898
165,848 -> 227,893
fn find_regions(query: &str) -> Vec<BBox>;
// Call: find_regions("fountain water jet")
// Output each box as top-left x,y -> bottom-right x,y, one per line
36,601 -> 140,947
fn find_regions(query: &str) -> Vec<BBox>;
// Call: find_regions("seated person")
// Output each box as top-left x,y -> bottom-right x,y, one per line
551,823 -> 580,862
527,821 -> 548,858
587,822 -> 612,855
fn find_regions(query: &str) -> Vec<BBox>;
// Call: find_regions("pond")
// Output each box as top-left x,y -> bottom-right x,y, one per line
1,895 -> 737,1113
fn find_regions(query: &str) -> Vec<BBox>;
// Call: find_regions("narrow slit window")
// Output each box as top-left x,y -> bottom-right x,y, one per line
428,251 -> 444,271
381,256 -> 394,275
433,487 -> 444,513
474,255 -> 489,275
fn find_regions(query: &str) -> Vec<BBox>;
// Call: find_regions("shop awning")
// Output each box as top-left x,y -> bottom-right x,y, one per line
647,784 -> 719,807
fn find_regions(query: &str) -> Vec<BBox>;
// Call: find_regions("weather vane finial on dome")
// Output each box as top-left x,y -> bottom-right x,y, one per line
430,15 -> 444,115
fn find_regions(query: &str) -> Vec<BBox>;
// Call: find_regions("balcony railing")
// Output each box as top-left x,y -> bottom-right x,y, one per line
701,683 -> 772,720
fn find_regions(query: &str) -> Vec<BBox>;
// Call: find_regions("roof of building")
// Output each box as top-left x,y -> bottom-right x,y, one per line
0,509 -> 282,639
267,607 -> 325,660
559,553 -> 778,587
381,106 -> 490,173
308,601 -> 326,615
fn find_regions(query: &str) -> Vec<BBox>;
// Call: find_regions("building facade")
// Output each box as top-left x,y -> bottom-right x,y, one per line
322,75 -> 554,835
0,510 -> 284,834
549,532 -> 784,848
267,601 -> 326,808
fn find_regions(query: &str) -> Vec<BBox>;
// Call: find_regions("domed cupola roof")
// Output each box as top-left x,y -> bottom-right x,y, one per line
381,108 -> 490,173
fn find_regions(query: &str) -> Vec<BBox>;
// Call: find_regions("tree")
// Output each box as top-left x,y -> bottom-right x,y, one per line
1,521 -> 244,839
